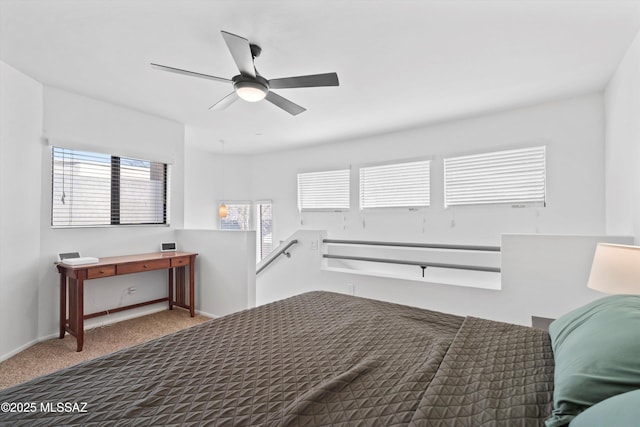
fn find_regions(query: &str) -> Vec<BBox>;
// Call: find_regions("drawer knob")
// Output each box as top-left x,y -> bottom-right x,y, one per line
99,270 -> 105,274
143,264 -> 148,268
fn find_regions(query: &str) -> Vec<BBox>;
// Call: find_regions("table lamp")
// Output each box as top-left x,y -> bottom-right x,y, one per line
587,243 -> 640,294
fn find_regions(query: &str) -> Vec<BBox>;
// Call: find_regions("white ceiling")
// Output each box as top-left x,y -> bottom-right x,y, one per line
1,0 -> 639,154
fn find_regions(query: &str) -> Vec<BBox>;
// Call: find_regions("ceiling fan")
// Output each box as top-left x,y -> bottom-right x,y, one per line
150,30 -> 339,116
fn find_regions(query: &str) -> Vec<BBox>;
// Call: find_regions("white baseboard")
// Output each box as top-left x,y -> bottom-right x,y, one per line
196,309 -> 218,319
0,338 -> 42,363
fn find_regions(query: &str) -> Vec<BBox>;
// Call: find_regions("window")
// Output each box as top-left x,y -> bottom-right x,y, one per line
359,159 -> 430,209
256,200 -> 273,260
444,146 -> 546,207
52,147 -> 170,227
297,169 -> 350,211
219,202 -> 252,230
218,200 -> 273,261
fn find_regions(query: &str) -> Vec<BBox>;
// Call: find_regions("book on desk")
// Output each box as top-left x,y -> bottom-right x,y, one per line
58,252 -> 99,265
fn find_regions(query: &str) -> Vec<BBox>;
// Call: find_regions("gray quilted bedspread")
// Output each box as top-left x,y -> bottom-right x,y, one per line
0,291 -> 554,426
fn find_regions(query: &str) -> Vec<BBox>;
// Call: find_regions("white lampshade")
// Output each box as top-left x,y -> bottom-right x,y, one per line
587,243 -> 640,294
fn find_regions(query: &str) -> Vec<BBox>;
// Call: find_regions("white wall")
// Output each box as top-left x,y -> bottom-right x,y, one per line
0,61 -> 43,360
0,78 -> 261,360
258,231 -> 632,325
256,230 -> 328,304
37,87 -> 185,337
604,28 -> 640,243
253,93 -> 620,320
176,229 -> 256,317
184,125 -> 253,229
499,234 -> 632,324
251,93 -> 606,247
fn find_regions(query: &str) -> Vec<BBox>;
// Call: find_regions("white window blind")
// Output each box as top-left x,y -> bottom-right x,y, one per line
444,146 -> 546,207
359,160 -> 430,209
256,200 -> 273,261
52,147 -> 170,227
297,169 -> 350,211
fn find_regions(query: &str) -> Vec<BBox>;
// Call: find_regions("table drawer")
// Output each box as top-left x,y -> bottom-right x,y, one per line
87,265 -> 116,279
171,256 -> 191,267
117,258 -> 171,275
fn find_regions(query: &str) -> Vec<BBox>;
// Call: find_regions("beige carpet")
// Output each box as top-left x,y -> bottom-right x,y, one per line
0,308 -> 210,391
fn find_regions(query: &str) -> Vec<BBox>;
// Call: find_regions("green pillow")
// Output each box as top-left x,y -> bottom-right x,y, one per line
545,295 -> 640,427
569,389 -> 640,427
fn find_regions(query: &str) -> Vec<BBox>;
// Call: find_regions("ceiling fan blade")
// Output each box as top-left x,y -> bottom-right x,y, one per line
221,31 -> 256,78
150,63 -> 231,83
209,91 -> 239,110
265,91 -> 306,116
268,72 -> 339,89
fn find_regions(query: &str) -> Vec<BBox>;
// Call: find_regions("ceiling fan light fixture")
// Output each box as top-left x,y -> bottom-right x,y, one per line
152,31 -> 338,115
234,80 -> 268,102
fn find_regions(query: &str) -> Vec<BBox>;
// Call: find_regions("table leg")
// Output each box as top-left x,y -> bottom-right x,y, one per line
59,272 -> 66,339
168,268 -> 174,310
76,277 -> 84,352
189,256 -> 195,317
68,277 -> 85,352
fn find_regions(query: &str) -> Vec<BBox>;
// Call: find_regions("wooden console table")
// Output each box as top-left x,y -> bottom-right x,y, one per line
56,251 -> 197,352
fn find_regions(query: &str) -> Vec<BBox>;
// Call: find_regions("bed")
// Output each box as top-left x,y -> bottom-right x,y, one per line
0,291 -> 559,426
